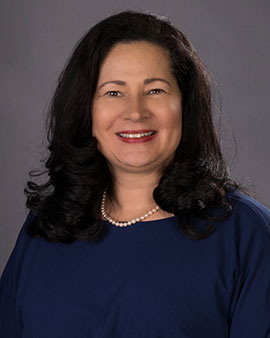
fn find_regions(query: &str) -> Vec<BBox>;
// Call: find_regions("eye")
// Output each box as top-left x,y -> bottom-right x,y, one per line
148,88 -> 165,95
105,91 -> 121,97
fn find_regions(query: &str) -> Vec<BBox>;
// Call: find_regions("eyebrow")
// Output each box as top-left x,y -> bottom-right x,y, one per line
97,77 -> 172,91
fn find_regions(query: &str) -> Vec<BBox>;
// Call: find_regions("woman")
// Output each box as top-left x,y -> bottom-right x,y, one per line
0,10 -> 269,338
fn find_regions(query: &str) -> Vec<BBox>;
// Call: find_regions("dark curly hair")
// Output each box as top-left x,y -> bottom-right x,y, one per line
24,10 -> 249,242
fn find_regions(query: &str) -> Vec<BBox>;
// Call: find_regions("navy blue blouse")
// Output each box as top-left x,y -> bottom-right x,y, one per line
1,189 -> 270,337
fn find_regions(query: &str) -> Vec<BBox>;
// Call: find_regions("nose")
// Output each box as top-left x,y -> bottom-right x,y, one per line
124,94 -> 149,121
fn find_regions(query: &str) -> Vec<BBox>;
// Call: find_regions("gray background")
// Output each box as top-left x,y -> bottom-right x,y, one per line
1,0 -> 269,274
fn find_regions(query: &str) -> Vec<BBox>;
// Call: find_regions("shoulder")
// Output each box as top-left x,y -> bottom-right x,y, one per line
6,211 -> 41,275
226,189 -> 270,230
19,210 -> 36,235
220,189 -> 270,246
9,211 -> 38,266
14,211 -> 36,249
0,211 -> 38,299
227,189 -> 270,225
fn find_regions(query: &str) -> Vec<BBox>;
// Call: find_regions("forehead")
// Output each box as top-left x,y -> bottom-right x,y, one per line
98,41 -> 172,78
105,40 -> 169,57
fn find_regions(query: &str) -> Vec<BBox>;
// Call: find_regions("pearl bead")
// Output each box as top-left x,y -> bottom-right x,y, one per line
100,189 -> 160,227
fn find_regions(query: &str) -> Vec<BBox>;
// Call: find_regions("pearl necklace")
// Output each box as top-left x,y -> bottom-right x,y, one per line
100,189 -> 160,227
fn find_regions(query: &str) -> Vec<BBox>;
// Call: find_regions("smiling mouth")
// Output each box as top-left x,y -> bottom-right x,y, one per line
116,131 -> 157,138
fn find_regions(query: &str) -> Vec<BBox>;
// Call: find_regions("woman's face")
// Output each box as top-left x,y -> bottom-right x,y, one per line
92,41 -> 182,174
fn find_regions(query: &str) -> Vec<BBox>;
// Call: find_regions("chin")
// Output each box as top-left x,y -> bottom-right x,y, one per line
123,160 -> 153,167
120,157 -> 163,170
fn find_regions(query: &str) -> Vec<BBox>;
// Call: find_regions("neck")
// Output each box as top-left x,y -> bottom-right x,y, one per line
103,166 -> 174,222
110,169 -> 160,212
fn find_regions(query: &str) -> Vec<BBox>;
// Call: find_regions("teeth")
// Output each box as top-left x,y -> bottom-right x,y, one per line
119,131 -> 155,138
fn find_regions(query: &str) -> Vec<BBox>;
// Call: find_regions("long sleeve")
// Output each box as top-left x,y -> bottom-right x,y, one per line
0,191 -> 270,338
228,196 -> 270,337
0,212 -> 34,337
0,249 -> 22,337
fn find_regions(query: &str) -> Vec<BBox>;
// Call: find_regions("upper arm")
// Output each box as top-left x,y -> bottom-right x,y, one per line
0,211 -> 35,337
228,198 -> 270,337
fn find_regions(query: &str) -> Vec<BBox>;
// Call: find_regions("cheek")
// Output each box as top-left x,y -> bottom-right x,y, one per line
171,101 -> 182,129
92,104 -> 107,137
92,108 -> 115,141
160,102 -> 182,130
92,117 -> 103,139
